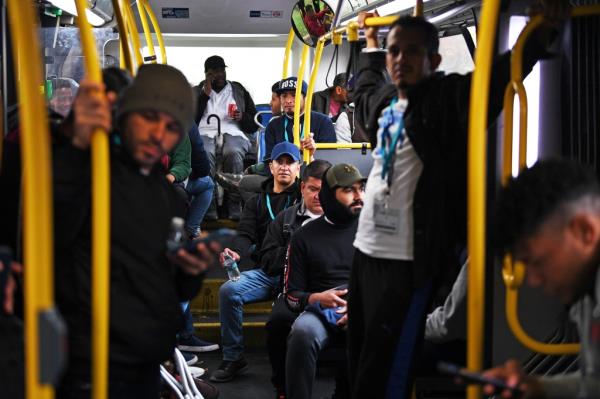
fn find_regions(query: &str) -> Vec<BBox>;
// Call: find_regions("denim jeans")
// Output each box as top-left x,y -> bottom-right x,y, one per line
179,302 -> 194,338
185,176 -> 214,237
219,268 -> 278,361
286,311 -> 332,399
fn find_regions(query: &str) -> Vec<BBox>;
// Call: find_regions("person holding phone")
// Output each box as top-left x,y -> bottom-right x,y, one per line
194,55 -> 257,220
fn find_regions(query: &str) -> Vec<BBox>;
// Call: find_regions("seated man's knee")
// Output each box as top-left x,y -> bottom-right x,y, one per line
219,280 -> 242,305
288,317 -> 319,348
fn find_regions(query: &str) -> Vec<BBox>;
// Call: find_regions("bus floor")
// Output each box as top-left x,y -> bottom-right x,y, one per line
197,348 -> 337,398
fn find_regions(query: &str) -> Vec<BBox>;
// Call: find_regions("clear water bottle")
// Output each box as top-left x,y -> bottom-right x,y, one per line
222,253 -> 241,282
166,217 -> 186,253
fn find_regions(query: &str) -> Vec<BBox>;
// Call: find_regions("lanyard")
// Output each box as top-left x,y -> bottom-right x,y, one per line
283,117 -> 304,142
266,193 -> 291,221
379,98 -> 405,186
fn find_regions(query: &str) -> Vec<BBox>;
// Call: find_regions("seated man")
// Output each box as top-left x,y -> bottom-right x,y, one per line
482,160 -> 600,398
285,163 -> 365,399
311,73 -> 348,122
261,159 -> 331,397
211,142 -> 302,383
53,64 -> 217,397
265,77 -> 336,160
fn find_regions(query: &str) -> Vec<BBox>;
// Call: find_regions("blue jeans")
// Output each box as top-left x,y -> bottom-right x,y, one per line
219,268 -> 278,361
185,176 -> 215,237
179,302 -> 194,338
286,311 -> 332,399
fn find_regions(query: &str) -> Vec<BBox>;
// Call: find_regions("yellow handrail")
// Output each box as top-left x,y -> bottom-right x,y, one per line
413,0 -> 424,17
136,0 -> 157,64
302,39 -> 326,164
7,1 -> 55,398
121,0 -> 143,67
293,45 -> 310,148
283,28 -> 295,79
74,1 -> 112,399
466,0 -> 501,398
111,0 -> 133,74
142,0 -> 167,64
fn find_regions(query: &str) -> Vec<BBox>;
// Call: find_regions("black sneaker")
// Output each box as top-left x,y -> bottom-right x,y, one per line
209,358 -> 249,382
181,351 -> 198,366
178,335 -> 220,353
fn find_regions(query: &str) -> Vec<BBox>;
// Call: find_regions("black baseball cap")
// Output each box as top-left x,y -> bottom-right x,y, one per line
204,55 -> 227,72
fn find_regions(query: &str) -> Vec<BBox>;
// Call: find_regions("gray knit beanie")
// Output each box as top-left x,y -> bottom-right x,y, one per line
116,64 -> 195,134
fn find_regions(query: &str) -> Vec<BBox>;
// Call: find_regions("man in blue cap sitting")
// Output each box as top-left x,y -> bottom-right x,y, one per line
265,77 -> 336,161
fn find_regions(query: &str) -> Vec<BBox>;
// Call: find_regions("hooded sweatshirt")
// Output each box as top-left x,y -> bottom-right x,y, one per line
284,177 -> 359,312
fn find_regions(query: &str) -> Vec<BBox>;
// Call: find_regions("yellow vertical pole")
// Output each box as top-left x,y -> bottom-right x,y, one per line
413,0 -> 424,17
111,0 -> 133,74
466,1 -> 500,399
302,39 -> 325,163
136,0 -> 157,63
73,2 -> 111,399
283,28 -> 296,79
142,0 -> 167,64
7,1 -> 55,398
121,0 -> 143,67
293,45 -> 310,148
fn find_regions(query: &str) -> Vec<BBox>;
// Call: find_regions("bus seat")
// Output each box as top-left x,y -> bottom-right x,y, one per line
314,147 -> 374,177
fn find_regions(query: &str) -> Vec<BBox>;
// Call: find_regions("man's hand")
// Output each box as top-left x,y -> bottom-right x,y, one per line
529,0 -> 571,49
1,261 -> 22,315
358,11 -> 380,49
203,72 -> 213,96
300,133 -> 316,158
166,174 -> 176,184
72,80 -> 116,150
168,241 -> 220,276
336,306 -> 348,328
219,248 -> 241,265
309,288 -> 348,308
232,110 -> 243,122
482,359 -> 544,398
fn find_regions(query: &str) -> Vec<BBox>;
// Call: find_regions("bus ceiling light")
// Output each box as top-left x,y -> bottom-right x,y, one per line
48,0 -> 109,26
375,0 -> 432,16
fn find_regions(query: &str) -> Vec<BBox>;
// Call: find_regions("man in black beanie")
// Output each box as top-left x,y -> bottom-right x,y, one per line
284,163 -> 365,399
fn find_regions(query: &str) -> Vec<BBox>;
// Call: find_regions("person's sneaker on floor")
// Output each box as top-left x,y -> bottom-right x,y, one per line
209,357 -> 248,382
178,334 -> 220,353
181,351 -> 198,366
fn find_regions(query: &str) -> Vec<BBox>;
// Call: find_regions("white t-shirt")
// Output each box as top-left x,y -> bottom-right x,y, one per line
198,82 -> 248,141
335,111 -> 352,143
353,98 -> 423,260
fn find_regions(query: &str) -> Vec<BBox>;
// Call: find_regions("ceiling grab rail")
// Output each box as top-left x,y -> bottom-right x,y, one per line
466,0 -> 501,398
141,0 -> 167,64
136,0 -> 157,64
111,0 -> 134,74
74,1 -> 112,398
292,44 -> 310,149
120,0 -> 143,68
302,38 -> 326,164
7,1 -> 63,398
283,28 -> 295,79
501,4 -> 600,356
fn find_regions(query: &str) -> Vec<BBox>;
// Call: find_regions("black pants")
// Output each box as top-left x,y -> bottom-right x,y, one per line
266,295 -> 298,392
347,250 -> 432,399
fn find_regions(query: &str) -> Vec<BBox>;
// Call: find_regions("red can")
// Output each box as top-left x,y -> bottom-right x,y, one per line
228,103 -> 238,118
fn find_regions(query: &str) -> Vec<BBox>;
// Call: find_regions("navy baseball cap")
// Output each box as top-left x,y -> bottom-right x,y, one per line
276,77 -> 308,96
270,142 -> 301,162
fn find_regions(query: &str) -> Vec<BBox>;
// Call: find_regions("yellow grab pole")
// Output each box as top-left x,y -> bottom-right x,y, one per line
283,28 -> 295,79
136,0 -> 157,64
142,0 -> 167,64
111,0 -> 133,74
466,0 -> 500,398
293,44 -> 310,148
302,39 -> 325,164
413,0 -> 424,17
121,0 -> 143,67
364,15 -> 399,27
7,1 -> 55,398
74,2 -> 111,399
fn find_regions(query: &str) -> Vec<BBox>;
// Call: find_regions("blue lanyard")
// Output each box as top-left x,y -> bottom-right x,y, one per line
266,194 -> 291,221
283,117 -> 304,142
379,98 -> 405,183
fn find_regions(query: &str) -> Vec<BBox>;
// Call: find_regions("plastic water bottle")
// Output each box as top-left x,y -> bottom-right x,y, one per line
222,253 -> 241,282
166,217 -> 186,253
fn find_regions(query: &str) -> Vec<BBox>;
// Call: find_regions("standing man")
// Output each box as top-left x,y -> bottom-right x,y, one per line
195,55 -> 257,220
482,160 -> 600,398
348,5 -> 567,398
264,77 -> 336,162
311,73 -> 349,122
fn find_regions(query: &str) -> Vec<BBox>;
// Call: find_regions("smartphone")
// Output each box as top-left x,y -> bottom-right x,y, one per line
170,229 -> 237,255
0,246 -> 13,315
438,362 -> 523,397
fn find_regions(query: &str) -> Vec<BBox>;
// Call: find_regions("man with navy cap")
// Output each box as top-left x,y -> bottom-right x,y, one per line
194,55 -> 257,220
211,142 -> 302,383
265,76 -> 336,162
